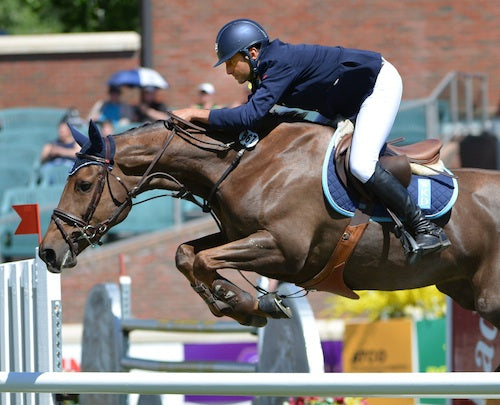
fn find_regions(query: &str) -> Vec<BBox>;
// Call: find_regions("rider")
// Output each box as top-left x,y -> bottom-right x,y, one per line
173,18 -> 450,257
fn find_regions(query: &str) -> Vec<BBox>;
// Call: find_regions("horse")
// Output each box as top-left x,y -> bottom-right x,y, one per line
39,116 -> 500,329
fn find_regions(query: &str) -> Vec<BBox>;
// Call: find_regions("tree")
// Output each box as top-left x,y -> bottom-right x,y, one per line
0,0 -> 140,35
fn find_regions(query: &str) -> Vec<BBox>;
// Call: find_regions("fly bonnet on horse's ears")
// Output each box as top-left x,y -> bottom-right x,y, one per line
68,123 -> 88,147
68,120 -> 116,175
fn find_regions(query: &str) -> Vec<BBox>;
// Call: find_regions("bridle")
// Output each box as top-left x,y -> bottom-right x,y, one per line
51,116 -> 237,257
50,114 -> 308,301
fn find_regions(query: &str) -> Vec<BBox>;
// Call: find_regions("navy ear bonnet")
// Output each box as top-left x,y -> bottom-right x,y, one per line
68,120 -> 116,175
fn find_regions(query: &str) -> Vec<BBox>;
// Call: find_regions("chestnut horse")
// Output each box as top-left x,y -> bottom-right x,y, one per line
39,117 -> 500,328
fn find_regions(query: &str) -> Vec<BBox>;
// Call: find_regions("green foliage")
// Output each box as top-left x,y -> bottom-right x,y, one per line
0,0 -> 140,35
321,286 -> 446,322
0,0 -> 62,34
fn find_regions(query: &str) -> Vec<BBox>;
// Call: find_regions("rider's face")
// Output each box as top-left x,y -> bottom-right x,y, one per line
225,53 -> 251,84
225,47 -> 259,84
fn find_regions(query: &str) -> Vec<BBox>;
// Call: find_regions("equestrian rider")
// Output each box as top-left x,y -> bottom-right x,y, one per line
173,18 -> 450,257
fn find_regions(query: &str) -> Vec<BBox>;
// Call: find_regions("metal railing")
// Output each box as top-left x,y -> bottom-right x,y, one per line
399,71 -> 490,142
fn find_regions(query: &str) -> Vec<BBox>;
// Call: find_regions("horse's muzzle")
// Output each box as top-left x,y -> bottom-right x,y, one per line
39,244 -> 77,273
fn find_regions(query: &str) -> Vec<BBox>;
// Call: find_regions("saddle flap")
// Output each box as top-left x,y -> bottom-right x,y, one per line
387,138 -> 442,165
379,154 -> 412,188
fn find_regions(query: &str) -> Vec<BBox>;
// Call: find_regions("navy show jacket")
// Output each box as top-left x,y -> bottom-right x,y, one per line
209,39 -> 383,131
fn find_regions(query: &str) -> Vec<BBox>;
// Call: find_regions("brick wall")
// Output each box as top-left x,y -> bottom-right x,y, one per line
0,34 -> 140,115
151,0 -> 499,110
0,1 -> 497,116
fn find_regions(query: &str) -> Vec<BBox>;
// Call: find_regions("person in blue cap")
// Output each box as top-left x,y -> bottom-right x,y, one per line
173,18 -> 450,257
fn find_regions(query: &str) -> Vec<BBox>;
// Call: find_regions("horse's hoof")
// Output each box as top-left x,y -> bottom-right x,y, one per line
212,279 -> 256,314
192,282 -> 231,317
258,293 -> 292,319
244,315 -> 267,328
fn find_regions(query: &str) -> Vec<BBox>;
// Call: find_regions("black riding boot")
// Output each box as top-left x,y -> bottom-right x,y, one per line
365,162 -> 451,257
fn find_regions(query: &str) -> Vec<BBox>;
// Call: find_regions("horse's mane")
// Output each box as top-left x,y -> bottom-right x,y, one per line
112,111 -> 328,145
113,121 -> 163,137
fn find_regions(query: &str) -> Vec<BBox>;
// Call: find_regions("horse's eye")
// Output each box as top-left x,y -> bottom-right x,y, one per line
76,181 -> 92,193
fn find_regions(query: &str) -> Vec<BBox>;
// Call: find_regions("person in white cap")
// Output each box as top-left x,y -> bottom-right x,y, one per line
190,82 -> 220,110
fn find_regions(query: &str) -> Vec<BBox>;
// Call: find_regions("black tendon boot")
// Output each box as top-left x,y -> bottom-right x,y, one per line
365,163 -> 451,259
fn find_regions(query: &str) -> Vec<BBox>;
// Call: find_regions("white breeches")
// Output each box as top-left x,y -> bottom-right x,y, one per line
349,59 -> 403,183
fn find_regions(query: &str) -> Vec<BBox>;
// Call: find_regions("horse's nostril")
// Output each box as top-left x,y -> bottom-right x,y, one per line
40,248 -> 56,265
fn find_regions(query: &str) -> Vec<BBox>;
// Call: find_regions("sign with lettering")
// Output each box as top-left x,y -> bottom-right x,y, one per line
343,318 -> 414,372
451,301 -> 500,372
343,318 -> 414,405
450,301 -> 500,405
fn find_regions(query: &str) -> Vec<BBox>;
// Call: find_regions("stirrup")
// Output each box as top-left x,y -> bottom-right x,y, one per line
258,293 -> 292,319
394,224 -> 422,265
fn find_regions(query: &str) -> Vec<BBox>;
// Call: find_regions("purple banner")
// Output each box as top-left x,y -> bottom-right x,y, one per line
184,340 -> 343,404
184,342 -> 257,404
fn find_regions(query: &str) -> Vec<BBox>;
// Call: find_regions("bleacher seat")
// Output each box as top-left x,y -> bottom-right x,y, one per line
109,189 -> 175,235
0,165 -> 37,203
0,144 -> 41,171
389,102 -> 427,145
0,126 -> 58,149
181,198 -> 207,222
37,164 -> 71,186
0,184 -> 64,260
0,107 -> 66,132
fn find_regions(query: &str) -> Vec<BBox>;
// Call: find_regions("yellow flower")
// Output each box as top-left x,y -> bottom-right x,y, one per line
321,286 -> 445,321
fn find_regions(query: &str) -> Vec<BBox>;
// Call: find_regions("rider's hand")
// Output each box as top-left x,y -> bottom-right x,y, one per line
172,108 -> 210,125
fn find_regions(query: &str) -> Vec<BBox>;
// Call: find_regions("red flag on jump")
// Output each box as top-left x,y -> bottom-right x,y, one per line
13,204 -> 42,244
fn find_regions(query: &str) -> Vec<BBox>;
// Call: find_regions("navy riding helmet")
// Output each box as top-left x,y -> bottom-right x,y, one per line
213,19 -> 269,68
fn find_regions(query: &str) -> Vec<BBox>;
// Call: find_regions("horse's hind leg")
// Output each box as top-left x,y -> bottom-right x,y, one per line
440,250 -> 500,329
436,278 -> 475,311
472,254 -> 500,330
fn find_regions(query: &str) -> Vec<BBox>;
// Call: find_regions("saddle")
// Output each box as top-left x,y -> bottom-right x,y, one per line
298,123 -> 444,299
335,130 -> 443,194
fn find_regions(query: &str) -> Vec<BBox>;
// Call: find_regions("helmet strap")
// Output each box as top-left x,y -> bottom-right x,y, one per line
242,49 -> 260,91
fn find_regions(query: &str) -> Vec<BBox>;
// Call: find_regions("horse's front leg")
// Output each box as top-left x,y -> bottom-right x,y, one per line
176,232 -> 233,319
190,230 -> 291,327
176,231 -> 270,326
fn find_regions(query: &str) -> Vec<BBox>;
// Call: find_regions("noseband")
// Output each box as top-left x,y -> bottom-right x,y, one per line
51,118 -> 235,257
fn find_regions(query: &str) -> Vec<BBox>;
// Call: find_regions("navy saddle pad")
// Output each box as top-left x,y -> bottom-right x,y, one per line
322,136 -> 458,222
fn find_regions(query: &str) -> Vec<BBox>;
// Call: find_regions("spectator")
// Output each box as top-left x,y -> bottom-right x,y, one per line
133,86 -> 169,122
40,108 -> 83,168
97,120 -> 115,137
190,82 -> 220,109
87,85 -> 134,126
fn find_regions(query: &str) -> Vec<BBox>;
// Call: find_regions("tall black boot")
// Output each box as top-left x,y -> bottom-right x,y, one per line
365,162 -> 451,256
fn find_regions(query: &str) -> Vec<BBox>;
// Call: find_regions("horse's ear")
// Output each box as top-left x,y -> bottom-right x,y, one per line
68,124 -> 88,147
88,120 -> 104,150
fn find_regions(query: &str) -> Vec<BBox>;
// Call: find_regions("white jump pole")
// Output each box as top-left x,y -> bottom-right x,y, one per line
1,372 -> 500,398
